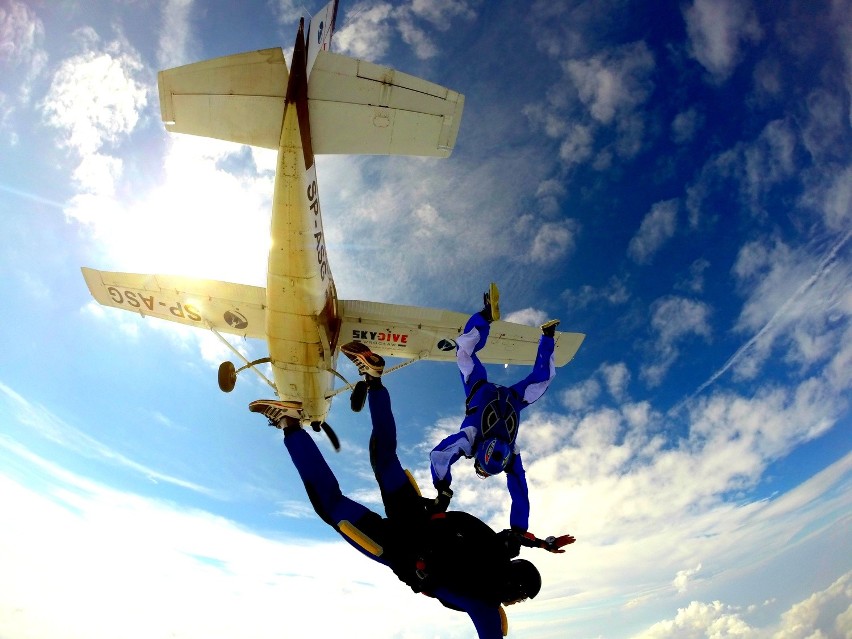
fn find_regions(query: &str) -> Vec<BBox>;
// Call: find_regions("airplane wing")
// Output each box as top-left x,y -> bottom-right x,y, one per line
308,50 -> 465,157
338,300 -> 585,367
81,267 -> 267,339
158,48 -> 289,149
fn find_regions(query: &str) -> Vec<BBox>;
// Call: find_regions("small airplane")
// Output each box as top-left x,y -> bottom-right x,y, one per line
81,0 -> 585,438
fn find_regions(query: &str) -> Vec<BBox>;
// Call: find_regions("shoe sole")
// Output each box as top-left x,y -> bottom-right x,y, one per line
249,400 -> 303,422
340,342 -> 385,376
488,282 -> 500,321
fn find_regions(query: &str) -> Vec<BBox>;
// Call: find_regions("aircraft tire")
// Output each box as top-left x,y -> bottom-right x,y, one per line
218,361 -> 237,392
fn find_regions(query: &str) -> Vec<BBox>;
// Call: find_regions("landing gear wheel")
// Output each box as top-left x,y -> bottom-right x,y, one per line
351,380 -> 368,412
218,361 -> 237,392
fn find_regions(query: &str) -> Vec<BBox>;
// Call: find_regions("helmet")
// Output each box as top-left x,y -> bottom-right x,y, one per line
474,438 -> 513,478
501,559 -> 541,604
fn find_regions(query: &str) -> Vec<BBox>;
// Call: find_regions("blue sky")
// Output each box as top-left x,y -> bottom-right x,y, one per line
1,0 -> 850,637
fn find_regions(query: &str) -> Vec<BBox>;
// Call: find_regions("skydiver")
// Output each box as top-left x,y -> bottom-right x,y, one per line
249,341 -> 573,639
429,283 -> 560,536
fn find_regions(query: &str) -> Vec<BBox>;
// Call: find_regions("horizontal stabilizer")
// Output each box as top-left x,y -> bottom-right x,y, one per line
308,51 -> 464,157
158,48 -> 288,149
81,267 -> 267,339
339,300 -> 584,367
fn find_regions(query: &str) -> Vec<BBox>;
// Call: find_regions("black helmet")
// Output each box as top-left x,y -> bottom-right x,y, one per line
501,559 -> 541,604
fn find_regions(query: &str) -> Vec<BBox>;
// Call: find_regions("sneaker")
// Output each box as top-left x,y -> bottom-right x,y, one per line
249,399 -> 302,427
540,319 -> 560,337
482,282 -> 500,322
340,341 -> 385,378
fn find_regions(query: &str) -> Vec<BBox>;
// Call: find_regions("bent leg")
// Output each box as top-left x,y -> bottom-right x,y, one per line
456,313 -> 490,394
510,334 -> 556,405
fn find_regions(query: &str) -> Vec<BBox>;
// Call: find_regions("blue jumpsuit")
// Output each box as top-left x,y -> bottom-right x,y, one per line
283,385 -> 515,638
430,312 -> 557,531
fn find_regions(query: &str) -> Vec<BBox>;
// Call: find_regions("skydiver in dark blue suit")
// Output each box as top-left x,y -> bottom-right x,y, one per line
250,341 -> 572,639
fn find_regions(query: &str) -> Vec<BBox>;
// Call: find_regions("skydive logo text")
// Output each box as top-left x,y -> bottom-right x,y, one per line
352,330 -> 408,344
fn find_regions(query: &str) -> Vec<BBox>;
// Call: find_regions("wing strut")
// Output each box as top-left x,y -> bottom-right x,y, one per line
207,322 -> 278,393
325,349 -> 430,400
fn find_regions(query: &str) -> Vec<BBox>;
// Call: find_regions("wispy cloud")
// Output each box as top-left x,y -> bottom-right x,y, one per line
0,0 -> 48,105
628,199 -> 679,265
641,295 -> 712,386
157,0 -> 196,69
685,230 -> 852,399
0,381 -> 218,496
334,0 -> 477,61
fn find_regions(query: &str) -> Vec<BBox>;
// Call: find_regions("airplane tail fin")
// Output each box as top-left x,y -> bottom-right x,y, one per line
306,0 -> 340,79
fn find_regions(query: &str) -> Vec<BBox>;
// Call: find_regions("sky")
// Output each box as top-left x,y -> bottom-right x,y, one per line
0,0 -> 850,637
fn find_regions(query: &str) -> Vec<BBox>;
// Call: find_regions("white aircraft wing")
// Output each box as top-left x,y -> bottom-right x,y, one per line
307,51 -> 464,157
158,48 -> 289,150
81,267 -> 267,339
339,300 -> 585,367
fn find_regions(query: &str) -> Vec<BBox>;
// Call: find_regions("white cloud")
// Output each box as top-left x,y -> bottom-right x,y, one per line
671,108 -> 703,144
395,15 -> 438,59
561,377 -> 602,411
0,383 -> 218,496
676,258 -> 712,294
642,296 -> 712,386
801,164 -> 852,233
600,362 -> 631,400
334,2 -> 395,59
743,120 -> 797,211
409,0 -> 476,26
333,0 -> 476,61
564,41 -> 655,125
728,234 -> 851,380
635,600 -> 759,638
559,122 -> 595,166
565,275 -> 631,310
158,0 -> 195,69
270,0 -> 303,24
0,0 -> 48,103
801,89 -> 848,164
504,307 -> 549,327
683,0 -> 762,83
527,219 -> 580,264
628,199 -> 679,265
633,572 -> 852,639
40,34 -> 148,157
0,443 -> 470,639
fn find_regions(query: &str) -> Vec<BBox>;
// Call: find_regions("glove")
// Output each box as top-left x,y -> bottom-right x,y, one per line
429,483 -> 453,514
501,530 -> 576,554
543,534 -> 576,553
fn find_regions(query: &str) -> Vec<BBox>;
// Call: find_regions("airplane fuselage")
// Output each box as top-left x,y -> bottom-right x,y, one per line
265,32 -> 339,423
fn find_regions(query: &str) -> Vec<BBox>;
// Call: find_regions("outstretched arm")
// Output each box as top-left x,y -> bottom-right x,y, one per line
430,427 -> 476,488
506,452 -> 530,531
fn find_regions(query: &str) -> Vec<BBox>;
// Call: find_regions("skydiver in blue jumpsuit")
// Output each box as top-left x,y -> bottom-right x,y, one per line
430,284 -> 560,534
249,341 -> 568,639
